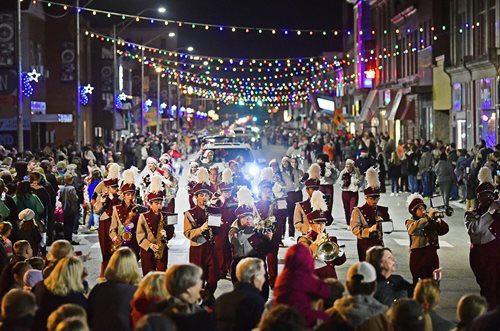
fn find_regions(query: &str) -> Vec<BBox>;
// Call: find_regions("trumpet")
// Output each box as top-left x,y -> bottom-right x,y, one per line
430,205 -> 454,219
316,235 -> 341,262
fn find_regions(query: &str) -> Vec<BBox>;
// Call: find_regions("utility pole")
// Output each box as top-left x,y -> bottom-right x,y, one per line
17,0 -> 23,152
75,0 -> 82,149
156,70 -> 161,135
140,48 -> 144,135
112,25 -> 117,150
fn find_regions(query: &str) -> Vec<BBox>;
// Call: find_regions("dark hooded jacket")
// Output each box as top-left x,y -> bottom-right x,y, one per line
317,294 -> 389,331
273,244 -> 330,327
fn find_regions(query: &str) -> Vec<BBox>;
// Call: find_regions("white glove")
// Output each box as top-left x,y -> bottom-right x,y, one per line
160,229 -> 167,237
149,243 -> 159,252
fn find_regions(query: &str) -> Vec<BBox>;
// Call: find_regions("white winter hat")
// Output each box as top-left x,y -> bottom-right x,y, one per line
19,208 -> 35,221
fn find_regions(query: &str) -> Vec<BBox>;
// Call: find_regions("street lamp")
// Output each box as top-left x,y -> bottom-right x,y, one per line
174,47 -> 194,139
113,7 -> 166,142
155,66 -> 163,135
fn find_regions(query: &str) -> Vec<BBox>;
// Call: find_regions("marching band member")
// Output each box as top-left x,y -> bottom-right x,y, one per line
161,164 -> 178,213
94,163 -> 121,277
136,175 -> 175,275
228,160 -> 252,190
316,153 -> 339,219
110,169 -> 141,258
338,159 -> 362,228
298,191 -> 346,279
294,163 -> 321,236
465,167 -> 500,308
187,161 -> 200,209
229,187 -> 273,299
183,167 -> 220,294
214,168 -> 237,279
209,165 -> 220,194
282,156 -> 304,239
406,193 -> 449,284
255,172 -> 278,288
351,167 -> 390,261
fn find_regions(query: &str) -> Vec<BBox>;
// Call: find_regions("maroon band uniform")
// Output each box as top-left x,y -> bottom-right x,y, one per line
184,205 -> 220,293
110,202 -> 141,258
465,201 -> 500,308
137,210 -> 175,275
351,204 -> 389,261
298,231 -> 346,279
406,214 -> 449,284
214,196 -> 237,278
97,192 -> 120,277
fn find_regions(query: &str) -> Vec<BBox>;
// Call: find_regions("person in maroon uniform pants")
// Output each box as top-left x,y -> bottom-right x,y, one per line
229,186 -> 273,299
293,163 -> 321,235
465,166 -> 500,309
351,167 -> 391,261
298,191 -> 346,279
137,177 -> 175,275
254,177 -> 280,288
95,164 -> 121,278
183,167 -> 220,294
338,159 -> 362,228
405,193 -> 449,284
213,168 -> 237,279
110,169 -> 142,259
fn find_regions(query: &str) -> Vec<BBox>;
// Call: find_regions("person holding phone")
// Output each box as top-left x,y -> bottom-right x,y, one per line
406,193 -> 449,284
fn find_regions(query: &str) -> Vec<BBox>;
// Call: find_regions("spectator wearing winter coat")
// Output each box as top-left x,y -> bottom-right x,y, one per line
365,246 -> 413,306
418,147 -> 434,198
58,175 -> 79,244
273,244 -> 331,328
13,181 -> 44,226
130,272 -> 169,328
316,261 -> 390,331
407,147 -> 420,193
88,248 -> 140,331
388,152 -> 401,196
453,294 -> 487,331
434,153 -> 456,208
215,257 -> 266,331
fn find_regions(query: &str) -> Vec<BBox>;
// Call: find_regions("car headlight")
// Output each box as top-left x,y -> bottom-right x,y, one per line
249,165 -> 260,177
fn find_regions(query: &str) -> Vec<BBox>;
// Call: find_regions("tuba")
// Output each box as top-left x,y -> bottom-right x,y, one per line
316,235 -> 341,262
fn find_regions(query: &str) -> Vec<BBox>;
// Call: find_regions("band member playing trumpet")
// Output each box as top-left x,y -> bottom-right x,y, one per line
298,191 -> 346,279
110,169 -> 141,258
213,168 -> 237,279
294,163 -> 321,235
465,166 -> 500,308
406,193 -> 449,284
351,167 -> 391,261
229,187 -> 273,299
94,163 -> 121,277
137,177 -> 175,275
255,174 -> 279,288
183,167 -> 220,294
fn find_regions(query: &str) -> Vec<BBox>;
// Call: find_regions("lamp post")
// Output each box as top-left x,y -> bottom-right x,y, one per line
155,67 -> 162,135
174,46 -> 194,140
113,7 -> 166,139
16,0 -> 23,152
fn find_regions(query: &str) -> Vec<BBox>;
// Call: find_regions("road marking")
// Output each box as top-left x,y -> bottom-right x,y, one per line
392,238 -> 454,247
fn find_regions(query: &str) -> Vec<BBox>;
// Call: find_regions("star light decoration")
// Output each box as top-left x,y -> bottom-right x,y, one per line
159,102 -> 167,115
27,69 -> 42,82
22,69 -> 42,97
79,84 -> 94,106
143,99 -> 153,112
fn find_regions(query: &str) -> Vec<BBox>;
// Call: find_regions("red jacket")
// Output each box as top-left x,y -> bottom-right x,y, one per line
273,244 -> 331,327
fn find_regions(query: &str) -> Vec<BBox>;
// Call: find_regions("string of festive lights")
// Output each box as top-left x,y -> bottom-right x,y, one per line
39,0 -> 482,40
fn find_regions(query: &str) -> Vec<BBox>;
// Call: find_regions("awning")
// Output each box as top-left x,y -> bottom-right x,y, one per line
400,99 -> 416,121
387,89 -> 403,121
359,89 -> 377,122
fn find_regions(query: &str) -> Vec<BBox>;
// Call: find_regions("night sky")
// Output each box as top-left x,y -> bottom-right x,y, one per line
76,0 -> 344,58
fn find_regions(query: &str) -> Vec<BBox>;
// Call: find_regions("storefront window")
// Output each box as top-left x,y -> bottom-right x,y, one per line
478,78 -> 496,147
452,83 -> 462,112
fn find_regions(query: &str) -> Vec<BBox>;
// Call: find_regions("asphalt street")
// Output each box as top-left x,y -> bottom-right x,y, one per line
74,143 -> 476,322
